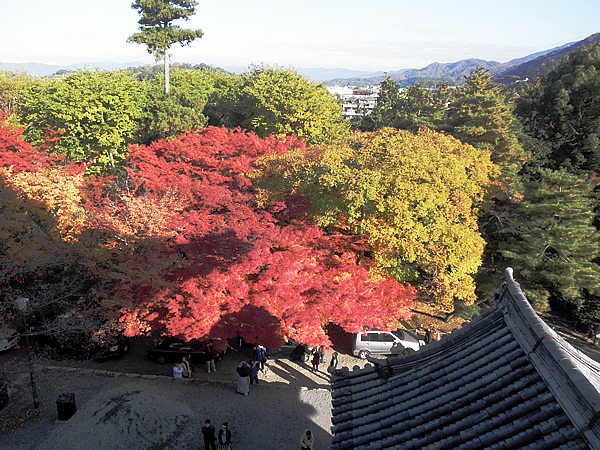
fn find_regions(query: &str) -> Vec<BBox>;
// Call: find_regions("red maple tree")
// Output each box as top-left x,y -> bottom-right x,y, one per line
93,127 -> 416,349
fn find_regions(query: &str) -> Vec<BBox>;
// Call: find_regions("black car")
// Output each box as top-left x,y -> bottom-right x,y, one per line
146,337 -> 225,365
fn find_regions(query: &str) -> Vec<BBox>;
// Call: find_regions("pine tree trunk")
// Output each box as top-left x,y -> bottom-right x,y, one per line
164,50 -> 170,95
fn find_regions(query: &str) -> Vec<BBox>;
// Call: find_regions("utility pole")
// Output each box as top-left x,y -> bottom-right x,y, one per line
16,298 -> 39,409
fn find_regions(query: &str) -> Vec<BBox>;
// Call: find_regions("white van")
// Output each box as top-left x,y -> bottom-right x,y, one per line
352,329 -> 424,359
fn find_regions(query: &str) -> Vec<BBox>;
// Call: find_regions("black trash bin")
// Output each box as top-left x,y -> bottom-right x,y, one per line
56,393 -> 76,421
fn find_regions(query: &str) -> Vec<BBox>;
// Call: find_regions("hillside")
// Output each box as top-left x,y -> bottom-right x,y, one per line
325,33 -> 600,87
494,32 -> 600,83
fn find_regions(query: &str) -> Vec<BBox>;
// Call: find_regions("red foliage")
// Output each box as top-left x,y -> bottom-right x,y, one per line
93,127 -> 415,349
0,112 -> 53,172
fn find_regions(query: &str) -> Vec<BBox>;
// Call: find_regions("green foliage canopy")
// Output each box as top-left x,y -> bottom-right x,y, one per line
20,70 -> 145,173
516,43 -> 600,173
231,66 -> 348,146
498,169 -> 600,312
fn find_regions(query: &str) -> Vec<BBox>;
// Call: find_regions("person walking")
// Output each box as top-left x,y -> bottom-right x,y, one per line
249,360 -> 259,385
330,352 -> 338,370
300,428 -> 315,450
201,419 -> 217,450
217,422 -> 232,450
236,361 -> 250,396
182,354 -> 192,378
255,344 -> 267,371
311,349 -> 321,372
206,343 -> 217,374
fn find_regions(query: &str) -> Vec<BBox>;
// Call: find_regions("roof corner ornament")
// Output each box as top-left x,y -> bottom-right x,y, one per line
505,267 -> 514,283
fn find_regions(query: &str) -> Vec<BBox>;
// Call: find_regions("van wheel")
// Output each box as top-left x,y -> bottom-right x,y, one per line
158,356 -> 166,365
358,349 -> 370,359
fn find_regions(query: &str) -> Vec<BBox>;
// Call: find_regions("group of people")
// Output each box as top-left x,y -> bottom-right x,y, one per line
173,343 -> 218,379
201,420 -> 315,450
309,346 -> 339,373
423,327 -> 442,344
173,354 -> 194,379
235,344 -> 268,395
201,419 -> 232,450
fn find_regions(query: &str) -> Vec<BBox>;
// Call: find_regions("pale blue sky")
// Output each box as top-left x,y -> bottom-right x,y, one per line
2,0 -> 599,71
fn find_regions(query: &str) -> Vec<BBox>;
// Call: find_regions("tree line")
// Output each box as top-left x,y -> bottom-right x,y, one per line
1,41 -> 599,348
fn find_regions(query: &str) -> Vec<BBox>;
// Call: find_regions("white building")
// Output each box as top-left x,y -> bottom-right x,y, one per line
327,85 -> 380,119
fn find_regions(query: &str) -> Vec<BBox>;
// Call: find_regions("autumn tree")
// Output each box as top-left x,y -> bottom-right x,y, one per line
19,70 -> 145,173
253,127 -> 497,312
128,0 -> 204,95
0,115 -> 102,332
93,127 -> 415,349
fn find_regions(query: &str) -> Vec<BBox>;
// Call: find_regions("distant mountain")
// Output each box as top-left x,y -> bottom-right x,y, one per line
494,33 -> 600,83
325,33 -> 600,87
3,33 -> 599,85
325,59 -> 504,87
294,68 -> 384,82
0,61 -> 148,77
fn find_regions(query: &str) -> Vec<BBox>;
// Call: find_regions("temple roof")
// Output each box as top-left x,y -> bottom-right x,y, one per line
330,268 -> 600,449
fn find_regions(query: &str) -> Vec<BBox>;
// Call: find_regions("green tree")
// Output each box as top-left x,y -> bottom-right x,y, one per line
365,77 -> 449,133
232,65 -> 348,145
498,169 -> 600,314
448,67 -> 530,201
137,67 -> 218,144
0,71 -> 37,120
128,0 -> 203,95
515,43 -> 600,173
253,128 -> 497,311
19,70 -> 145,173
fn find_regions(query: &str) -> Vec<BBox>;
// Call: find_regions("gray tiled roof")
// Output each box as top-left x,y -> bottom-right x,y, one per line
330,268 -> 600,449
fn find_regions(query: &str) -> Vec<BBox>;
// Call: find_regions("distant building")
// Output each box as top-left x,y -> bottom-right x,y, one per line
330,268 -> 600,449
327,85 -> 382,119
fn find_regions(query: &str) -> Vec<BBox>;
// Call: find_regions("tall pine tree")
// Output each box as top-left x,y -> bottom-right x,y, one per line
498,169 -> 600,316
128,0 -> 203,95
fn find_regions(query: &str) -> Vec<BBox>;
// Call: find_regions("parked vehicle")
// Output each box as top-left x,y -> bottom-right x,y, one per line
39,330 -> 130,362
146,337 -> 225,365
352,329 -> 424,359
0,327 -> 20,352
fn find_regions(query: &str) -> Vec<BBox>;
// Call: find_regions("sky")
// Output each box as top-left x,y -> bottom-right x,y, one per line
2,0 -> 599,72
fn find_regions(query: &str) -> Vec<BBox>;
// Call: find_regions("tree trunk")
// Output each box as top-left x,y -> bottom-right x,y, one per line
164,49 -> 170,95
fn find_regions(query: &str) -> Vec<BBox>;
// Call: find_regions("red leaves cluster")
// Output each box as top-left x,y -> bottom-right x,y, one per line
104,127 -> 415,349
1,119 -> 415,349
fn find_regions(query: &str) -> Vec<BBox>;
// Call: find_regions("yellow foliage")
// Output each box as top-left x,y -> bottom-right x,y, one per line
1,167 -> 86,243
253,127 -> 498,311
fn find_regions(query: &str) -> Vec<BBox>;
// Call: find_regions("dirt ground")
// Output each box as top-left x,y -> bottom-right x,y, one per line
1,313 -> 599,449
0,331 -> 369,449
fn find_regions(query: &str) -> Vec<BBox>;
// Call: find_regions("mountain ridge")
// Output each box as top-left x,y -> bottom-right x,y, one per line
2,33 -> 598,84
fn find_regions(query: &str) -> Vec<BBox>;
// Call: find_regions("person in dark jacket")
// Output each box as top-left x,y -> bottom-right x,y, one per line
206,343 -> 217,373
311,349 -> 321,372
330,352 -> 338,369
218,422 -> 232,450
201,419 -> 216,450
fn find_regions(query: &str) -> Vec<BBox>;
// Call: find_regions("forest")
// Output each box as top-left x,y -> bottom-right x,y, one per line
1,41 -> 600,350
